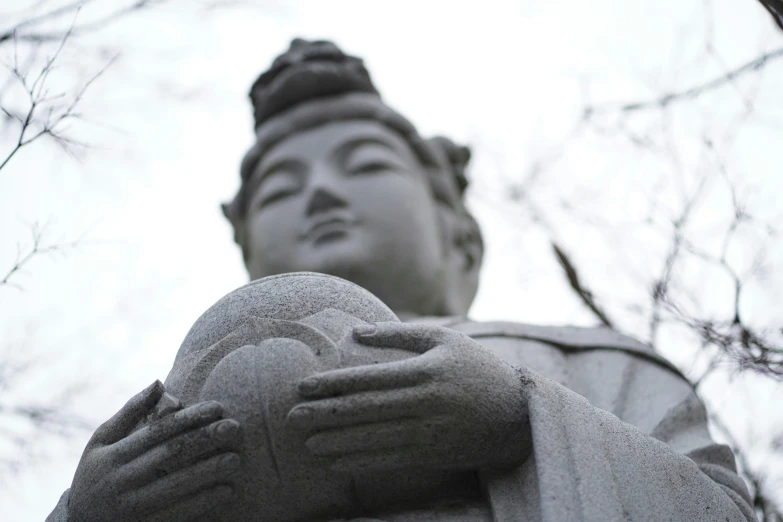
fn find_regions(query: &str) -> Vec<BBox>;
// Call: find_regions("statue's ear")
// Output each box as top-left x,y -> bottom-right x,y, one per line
222,202 -> 249,262
459,213 -> 483,274
444,211 -> 484,315
221,201 -> 232,220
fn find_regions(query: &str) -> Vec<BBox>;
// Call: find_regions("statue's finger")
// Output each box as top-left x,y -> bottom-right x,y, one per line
287,387 -> 438,430
146,484 -> 235,522
90,380 -> 165,446
117,419 -> 242,488
112,401 -> 224,462
123,452 -> 240,512
352,322 -> 448,353
304,418 -> 442,457
297,358 -> 431,399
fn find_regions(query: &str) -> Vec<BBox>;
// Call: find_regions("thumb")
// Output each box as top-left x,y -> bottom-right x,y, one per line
352,322 -> 454,354
89,380 -> 165,446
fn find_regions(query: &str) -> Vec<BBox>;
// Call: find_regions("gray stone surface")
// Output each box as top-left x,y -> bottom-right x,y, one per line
50,38 -> 757,521
162,273 -> 526,521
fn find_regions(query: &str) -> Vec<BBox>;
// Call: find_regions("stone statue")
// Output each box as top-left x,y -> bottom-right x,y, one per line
48,39 -> 756,521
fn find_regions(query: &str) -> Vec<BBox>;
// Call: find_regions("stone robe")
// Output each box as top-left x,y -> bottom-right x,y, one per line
444,318 -> 756,522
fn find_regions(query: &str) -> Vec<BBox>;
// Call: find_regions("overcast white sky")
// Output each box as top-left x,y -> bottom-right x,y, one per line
1,0 -> 781,519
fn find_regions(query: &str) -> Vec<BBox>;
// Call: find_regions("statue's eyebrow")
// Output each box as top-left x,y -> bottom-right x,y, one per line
254,157 -> 305,182
332,136 -> 400,161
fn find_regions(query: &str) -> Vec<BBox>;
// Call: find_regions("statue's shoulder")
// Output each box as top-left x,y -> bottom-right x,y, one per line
446,318 -> 683,377
447,319 -> 652,352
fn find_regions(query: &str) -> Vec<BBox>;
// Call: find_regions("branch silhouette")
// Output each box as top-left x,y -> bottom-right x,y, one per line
551,242 -> 615,328
584,47 -> 783,117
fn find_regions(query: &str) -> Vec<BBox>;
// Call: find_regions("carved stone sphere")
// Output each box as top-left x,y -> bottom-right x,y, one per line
163,273 -> 428,521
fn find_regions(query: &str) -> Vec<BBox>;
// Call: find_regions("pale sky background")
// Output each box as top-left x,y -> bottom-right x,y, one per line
0,0 -> 782,519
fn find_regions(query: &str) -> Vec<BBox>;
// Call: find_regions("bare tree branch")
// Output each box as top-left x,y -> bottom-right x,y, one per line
0,1 -> 169,46
551,241 -> 615,328
757,0 -> 783,32
0,1 -> 91,45
0,0 -> 237,486
0,223 -> 83,291
0,0 -> 233,46
707,409 -> 783,522
648,173 -> 711,347
584,46 -> 783,117
0,350 -> 93,476
502,0 -> 783,516
0,26 -> 117,172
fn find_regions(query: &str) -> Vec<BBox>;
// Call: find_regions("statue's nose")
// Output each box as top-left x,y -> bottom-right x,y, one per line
306,188 -> 347,216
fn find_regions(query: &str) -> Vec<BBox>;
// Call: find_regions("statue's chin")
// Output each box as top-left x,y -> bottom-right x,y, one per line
292,260 -> 380,298
296,236 -> 371,275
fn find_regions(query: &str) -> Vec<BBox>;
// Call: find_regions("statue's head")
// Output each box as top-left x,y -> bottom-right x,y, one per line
223,38 -> 484,317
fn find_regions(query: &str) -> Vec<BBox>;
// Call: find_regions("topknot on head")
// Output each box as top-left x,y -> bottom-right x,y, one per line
249,38 -> 379,129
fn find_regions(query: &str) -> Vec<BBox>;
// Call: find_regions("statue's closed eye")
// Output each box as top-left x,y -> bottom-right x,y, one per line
255,170 -> 302,208
344,144 -> 409,175
348,161 -> 396,175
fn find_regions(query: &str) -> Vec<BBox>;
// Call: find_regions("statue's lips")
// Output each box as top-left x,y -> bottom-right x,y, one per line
299,216 -> 358,242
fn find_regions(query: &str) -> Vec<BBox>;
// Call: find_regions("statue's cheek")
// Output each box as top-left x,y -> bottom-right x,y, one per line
199,340 -> 355,522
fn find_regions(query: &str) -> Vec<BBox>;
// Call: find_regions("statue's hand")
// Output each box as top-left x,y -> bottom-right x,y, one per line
68,381 -> 242,522
287,322 -> 532,472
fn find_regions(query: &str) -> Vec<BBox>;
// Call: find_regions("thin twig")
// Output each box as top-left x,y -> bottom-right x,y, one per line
0,23 -> 117,171
0,1 -> 167,45
757,0 -> 783,32
584,47 -> 783,116
551,241 -> 615,328
708,410 -> 783,521
0,224 -> 82,290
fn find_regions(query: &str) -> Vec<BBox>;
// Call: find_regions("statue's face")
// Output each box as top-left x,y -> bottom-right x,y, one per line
243,120 -> 450,315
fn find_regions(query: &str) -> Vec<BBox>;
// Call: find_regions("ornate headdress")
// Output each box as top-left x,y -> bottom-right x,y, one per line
223,38 -> 473,232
